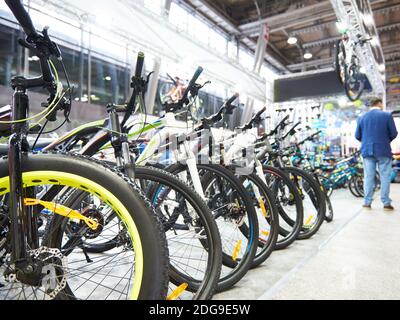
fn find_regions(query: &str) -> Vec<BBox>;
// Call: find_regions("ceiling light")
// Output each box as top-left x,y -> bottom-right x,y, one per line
287,36 -> 298,45
370,36 -> 380,47
363,13 -> 374,26
336,21 -> 349,33
104,76 -> 112,81
304,52 -> 313,60
28,56 -> 40,62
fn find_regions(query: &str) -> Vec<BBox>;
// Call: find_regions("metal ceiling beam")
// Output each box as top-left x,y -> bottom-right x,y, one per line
239,1 -> 335,36
239,1 -> 331,31
288,48 -> 400,71
386,59 -> 400,67
383,43 -> 400,53
243,0 -> 400,38
178,0 -> 239,35
180,0 -> 290,73
302,36 -> 341,49
287,57 -> 333,70
300,22 -> 400,49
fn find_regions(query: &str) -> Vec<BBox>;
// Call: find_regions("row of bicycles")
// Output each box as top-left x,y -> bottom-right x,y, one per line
0,1 -> 333,300
293,147 -> 381,199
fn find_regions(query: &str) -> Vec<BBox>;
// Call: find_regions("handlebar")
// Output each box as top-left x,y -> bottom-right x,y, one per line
238,107 -> 267,131
282,121 -> 301,140
164,67 -> 204,113
180,66 -> 203,105
226,93 -> 239,106
296,130 -> 322,146
5,0 -> 37,38
270,115 -> 290,135
254,107 -> 267,119
195,93 -> 239,131
5,0 -> 59,88
122,52 -> 146,128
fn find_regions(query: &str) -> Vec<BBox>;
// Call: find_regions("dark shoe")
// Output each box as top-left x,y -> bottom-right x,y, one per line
362,204 -> 372,209
384,205 -> 394,211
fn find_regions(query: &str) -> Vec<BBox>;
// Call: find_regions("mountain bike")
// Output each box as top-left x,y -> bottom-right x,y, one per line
335,34 -> 367,101
0,0 -> 169,300
39,55 -> 224,300
256,115 -> 327,240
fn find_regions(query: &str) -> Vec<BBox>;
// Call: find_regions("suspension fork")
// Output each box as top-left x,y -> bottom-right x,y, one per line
8,86 -> 33,265
184,143 -> 206,199
108,105 -> 135,180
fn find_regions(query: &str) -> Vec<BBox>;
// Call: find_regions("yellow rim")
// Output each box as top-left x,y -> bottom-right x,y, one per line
0,171 -> 144,300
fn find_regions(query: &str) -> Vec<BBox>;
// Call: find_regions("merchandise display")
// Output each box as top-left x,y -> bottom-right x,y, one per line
0,0 -> 399,304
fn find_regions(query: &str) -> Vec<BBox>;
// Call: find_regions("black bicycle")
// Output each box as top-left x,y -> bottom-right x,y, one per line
0,0 -> 169,300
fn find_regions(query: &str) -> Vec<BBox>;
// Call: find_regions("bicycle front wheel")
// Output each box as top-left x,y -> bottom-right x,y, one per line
136,166 -> 222,300
0,153 -> 169,300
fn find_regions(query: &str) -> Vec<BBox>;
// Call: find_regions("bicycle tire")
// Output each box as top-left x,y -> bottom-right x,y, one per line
237,173 -> 279,268
167,163 -> 259,293
282,167 -> 326,240
135,166 -> 222,300
262,166 -> 303,250
0,153 -> 169,300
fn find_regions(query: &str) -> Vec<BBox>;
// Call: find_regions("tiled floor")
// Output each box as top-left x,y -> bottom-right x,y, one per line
215,184 -> 400,300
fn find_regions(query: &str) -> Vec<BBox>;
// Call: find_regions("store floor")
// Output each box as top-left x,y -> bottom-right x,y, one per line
214,184 -> 400,300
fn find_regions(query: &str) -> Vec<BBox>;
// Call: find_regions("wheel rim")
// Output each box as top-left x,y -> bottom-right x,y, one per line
0,171 -> 143,300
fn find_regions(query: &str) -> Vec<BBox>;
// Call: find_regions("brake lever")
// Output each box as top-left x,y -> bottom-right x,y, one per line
188,82 -> 207,99
145,71 -> 155,89
200,80 -> 211,89
42,27 -> 61,59
18,38 -> 37,53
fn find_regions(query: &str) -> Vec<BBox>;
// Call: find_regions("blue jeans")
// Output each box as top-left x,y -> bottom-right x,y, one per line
363,156 -> 392,206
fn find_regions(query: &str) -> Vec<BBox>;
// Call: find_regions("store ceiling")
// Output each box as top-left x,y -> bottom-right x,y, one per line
179,0 -> 400,107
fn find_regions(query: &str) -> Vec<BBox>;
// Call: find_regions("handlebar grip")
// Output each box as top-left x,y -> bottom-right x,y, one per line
282,115 -> 290,123
188,66 -> 203,87
312,130 -> 322,138
226,93 -> 239,106
180,66 -> 204,104
255,106 -> 267,118
5,0 -> 37,38
134,52 -> 145,78
291,121 -> 301,131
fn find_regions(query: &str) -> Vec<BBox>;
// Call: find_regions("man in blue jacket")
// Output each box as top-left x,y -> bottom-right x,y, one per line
355,99 -> 398,210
